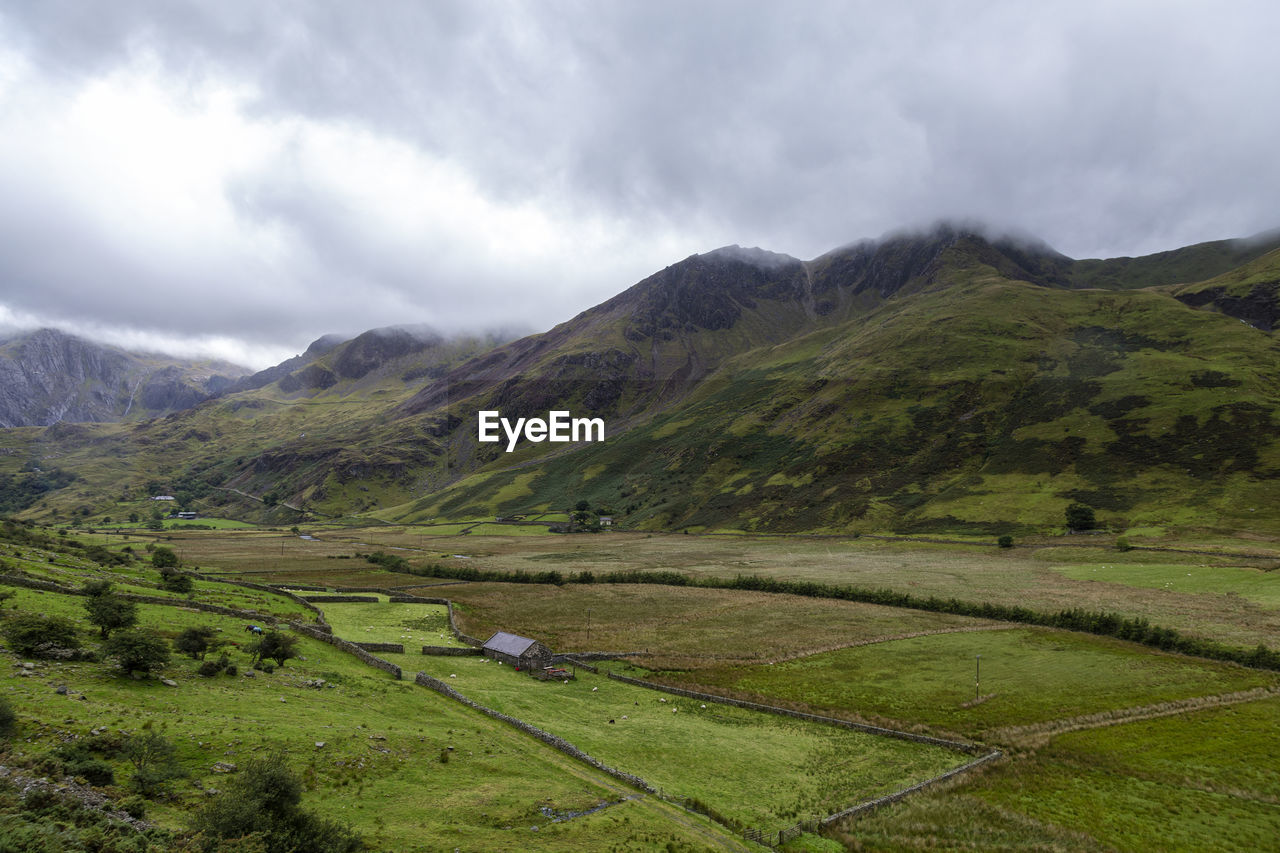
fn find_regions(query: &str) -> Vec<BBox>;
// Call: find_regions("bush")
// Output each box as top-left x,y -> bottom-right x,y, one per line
176,626 -> 217,660
197,660 -> 224,677
66,756 -> 115,787
104,629 -> 170,676
224,664 -> 238,677
2,613 -> 80,656
997,535 -> 1014,549
0,695 -> 14,738
1115,537 -> 1133,552
119,795 -> 147,820
249,631 -> 299,668
159,568 -> 193,594
150,546 -> 179,569
191,754 -> 361,852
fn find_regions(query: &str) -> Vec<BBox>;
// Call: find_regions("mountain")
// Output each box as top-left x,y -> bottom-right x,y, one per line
0,328 -> 250,428
5,224 -> 1280,535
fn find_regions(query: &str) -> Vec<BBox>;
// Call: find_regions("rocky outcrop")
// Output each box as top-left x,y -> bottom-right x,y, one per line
0,329 -> 247,427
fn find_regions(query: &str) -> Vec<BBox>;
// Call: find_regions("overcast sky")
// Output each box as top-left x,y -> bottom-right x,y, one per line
1,2 -> 1277,369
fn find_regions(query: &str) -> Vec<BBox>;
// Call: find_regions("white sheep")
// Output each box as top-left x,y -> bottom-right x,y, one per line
592,687 -> 598,692
449,674 -> 457,678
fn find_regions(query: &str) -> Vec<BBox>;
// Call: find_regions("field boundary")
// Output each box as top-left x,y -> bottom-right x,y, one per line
985,684 -> 1280,746
413,671 -> 656,793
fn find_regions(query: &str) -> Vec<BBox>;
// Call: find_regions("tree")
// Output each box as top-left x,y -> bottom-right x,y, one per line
1065,502 -> 1097,531
574,499 -> 591,512
175,626 -> 217,660
249,631 -> 299,667
105,628 -> 170,676
85,590 -> 138,639
997,535 -> 1014,549
191,753 -> 361,852
151,545 -> 179,568
128,512 -> 140,523
1,612 -> 80,656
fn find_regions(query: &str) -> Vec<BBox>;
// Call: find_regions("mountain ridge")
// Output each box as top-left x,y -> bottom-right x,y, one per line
4,223 -> 1280,535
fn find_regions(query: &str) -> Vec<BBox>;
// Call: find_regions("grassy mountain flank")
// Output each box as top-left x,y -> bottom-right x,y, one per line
6,224 -> 1280,536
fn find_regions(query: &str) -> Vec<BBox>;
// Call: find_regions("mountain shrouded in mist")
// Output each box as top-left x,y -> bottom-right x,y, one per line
4,223 -> 1280,535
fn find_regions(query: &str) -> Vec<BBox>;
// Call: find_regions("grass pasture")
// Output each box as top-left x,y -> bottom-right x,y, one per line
1054,560 -> 1280,608
431,582 -> 995,669
417,654 -> 965,834
0,586 -> 743,852
657,628 -> 1278,737
843,697 -> 1280,852
320,600 -> 467,649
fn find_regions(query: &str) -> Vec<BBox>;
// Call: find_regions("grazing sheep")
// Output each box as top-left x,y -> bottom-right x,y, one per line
449,674 -> 457,678
672,708 -> 677,713
592,687 -> 598,692
700,704 -> 706,709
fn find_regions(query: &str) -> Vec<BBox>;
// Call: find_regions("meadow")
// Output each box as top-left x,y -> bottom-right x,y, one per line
644,627 -> 1278,737
319,600 -> 971,834
843,697 -> 1280,852
9,522 -> 1280,850
0,587 -> 743,851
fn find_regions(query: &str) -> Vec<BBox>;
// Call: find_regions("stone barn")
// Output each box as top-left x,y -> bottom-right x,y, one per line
483,631 -> 553,671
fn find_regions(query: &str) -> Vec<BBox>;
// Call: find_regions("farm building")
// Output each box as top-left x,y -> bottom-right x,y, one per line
483,631 -> 553,671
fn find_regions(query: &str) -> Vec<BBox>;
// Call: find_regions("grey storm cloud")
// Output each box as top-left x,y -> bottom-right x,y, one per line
0,1 -> 1278,367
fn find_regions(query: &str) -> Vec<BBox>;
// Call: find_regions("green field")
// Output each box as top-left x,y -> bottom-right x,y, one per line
0,585 -> 742,851
1055,561 -> 1280,608
418,655 -> 964,834
845,697 -> 1280,852
319,598 -> 969,833
320,600 -> 467,648
655,628 -> 1277,737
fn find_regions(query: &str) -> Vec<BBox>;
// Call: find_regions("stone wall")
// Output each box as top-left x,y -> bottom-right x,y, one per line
290,622 -> 402,679
820,750 -> 1002,825
301,595 -> 381,603
353,642 -> 405,653
421,646 -> 483,656
605,671 -> 982,754
414,671 -> 653,792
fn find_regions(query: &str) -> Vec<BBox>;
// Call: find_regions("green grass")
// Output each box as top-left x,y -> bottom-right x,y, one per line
667,628 -> 1277,737
320,601 -> 467,648
1055,561 -> 1280,608
418,655 -> 964,833
0,586 -> 742,851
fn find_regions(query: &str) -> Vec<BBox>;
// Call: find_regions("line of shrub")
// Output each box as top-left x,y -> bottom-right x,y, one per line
396,563 -> 1280,672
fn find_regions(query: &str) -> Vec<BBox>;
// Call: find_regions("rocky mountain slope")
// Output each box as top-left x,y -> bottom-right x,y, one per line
0,328 -> 249,428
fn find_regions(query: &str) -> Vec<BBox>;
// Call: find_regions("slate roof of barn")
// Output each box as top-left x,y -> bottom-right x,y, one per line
483,631 -> 541,657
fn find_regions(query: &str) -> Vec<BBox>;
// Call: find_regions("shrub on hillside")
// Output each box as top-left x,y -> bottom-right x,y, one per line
2,612 -> 80,657
191,754 -> 361,852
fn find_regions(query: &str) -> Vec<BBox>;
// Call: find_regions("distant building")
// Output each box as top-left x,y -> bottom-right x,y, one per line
176,511 -> 197,519
151,495 -> 175,501
598,516 -> 613,526
482,631 -> 553,671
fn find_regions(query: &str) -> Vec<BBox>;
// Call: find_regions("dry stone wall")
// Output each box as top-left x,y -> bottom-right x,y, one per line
414,671 -> 654,792
290,622 -> 402,679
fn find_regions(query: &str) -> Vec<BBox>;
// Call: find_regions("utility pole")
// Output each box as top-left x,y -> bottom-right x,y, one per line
975,654 -> 981,701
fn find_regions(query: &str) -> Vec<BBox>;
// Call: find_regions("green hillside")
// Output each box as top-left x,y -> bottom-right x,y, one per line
5,225 -> 1280,538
